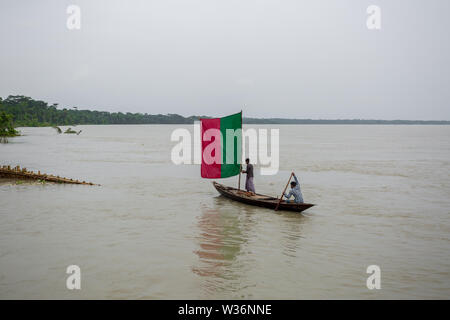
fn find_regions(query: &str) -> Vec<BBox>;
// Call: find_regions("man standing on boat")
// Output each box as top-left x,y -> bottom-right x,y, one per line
241,158 -> 255,194
284,173 -> 304,203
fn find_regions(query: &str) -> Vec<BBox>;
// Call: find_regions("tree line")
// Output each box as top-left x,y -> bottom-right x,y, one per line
0,95 -> 199,126
1,95 -> 448,127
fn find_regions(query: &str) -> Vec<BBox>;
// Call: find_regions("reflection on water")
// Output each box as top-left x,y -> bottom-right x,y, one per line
278,213 -> 306,259
192,197 -> 250,295
193,196 -> 308,297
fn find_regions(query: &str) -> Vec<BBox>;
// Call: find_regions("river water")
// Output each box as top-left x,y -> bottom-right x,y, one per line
0,125 -> 449,299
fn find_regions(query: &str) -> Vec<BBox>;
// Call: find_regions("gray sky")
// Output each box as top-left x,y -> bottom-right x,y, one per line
1,0 -> 449,120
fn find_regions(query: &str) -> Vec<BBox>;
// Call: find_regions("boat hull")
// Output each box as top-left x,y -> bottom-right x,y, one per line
213,182 -> 314,213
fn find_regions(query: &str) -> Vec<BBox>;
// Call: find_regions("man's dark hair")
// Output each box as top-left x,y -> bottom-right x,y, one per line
245,158 -> 250,163
291,181 -> 297,187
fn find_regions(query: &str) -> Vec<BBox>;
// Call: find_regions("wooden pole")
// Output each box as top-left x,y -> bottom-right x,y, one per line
238,164 -> 241,190
275,172 -> 294,211
237,110 -> 243,190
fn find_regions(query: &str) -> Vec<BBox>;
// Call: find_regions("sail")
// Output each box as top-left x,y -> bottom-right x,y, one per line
200,112 -> 242,178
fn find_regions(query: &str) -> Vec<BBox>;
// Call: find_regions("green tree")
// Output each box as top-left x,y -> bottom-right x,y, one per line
0,111 -> 19,141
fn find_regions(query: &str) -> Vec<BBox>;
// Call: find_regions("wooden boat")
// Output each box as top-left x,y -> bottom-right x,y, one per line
213,182 -> 314,213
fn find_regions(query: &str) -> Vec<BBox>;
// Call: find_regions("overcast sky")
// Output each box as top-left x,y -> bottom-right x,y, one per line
0,0 -> 449,120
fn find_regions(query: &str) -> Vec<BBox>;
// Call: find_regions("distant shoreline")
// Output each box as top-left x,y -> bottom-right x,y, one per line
15,120 -> 450,127
1,96 -> 449,126
243,118 -> 450,125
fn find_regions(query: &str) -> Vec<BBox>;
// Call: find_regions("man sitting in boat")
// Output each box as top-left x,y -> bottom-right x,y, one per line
241,158 -> 255,194
284,173 -> 304,203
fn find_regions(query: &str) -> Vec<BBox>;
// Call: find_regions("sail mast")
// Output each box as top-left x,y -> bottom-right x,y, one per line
238,110 -> 242,190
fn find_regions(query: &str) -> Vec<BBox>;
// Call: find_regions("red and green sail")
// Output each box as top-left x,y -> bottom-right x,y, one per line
201,112 -> 242,179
